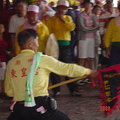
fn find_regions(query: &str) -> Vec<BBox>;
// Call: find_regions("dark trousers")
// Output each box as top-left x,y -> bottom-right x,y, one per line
109,46 -> 120,66
70,31 -> 79,62
7,97 -> 71,120
51,46 -> 79,93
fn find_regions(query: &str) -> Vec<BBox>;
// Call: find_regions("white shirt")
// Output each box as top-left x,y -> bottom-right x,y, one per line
9,14 -> 27,33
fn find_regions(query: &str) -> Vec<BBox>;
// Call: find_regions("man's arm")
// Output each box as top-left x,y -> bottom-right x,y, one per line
63,16 -> 75,31
9,16 -> 16,54
104,19 -> 114,57
78,13 -> 97,32
104,19 -> 114,48
4,63 -> 14,97
41,55 -> 93,77
10,33 -> 16,54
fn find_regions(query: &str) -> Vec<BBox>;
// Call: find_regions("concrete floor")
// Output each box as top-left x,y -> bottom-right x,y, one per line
1,84 -> 120,120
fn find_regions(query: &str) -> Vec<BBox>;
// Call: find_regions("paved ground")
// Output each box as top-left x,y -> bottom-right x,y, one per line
1,84 -> 120,120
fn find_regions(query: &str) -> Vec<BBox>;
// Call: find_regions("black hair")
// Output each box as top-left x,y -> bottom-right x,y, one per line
93,5 -> 101,10
106,1 -> 113,5
17,29 -> 38,47
82,1 -> 93,6
14,0 -> 28,5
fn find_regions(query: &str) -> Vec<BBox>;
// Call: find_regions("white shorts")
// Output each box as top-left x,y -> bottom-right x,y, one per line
78,38 -> 95,58
0,62 -> 6,80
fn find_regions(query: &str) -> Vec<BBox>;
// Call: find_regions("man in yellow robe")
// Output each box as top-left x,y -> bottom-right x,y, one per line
15,5 -> 49,55
5,28 -> 96,120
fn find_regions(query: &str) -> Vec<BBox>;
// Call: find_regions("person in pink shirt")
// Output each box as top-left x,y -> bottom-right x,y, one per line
77,2 -> 99,69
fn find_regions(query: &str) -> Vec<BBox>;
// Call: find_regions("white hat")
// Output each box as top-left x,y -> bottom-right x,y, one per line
57,0 -> 69,8
28,5 -> 39,14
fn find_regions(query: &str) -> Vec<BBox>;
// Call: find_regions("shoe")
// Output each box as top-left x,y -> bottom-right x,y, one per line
52,92 -> 60,97
77,78 -> 91,85
71,90 -> 82,96
83,78 -> 91,83
76,79 -> 85,86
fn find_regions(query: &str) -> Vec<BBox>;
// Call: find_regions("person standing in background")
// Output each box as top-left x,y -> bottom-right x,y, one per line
77,1 -> 99,69
9,0 -> 27,55
104,3 -> 120,66
99,1 -> 118,36
0,24 -> 7,98
92,5 -> 102,69
92,5 -> 101,20
67,3 -> 81,62
45,0 -> 81,96
15,5 -> 49,55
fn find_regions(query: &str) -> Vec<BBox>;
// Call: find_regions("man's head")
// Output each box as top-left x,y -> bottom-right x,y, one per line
56,0 -> 69,15
82,1 -> 93,12
104,1 -> 113,13
92,5 -> 101,16
18,29 -> 39,52
49,2 -> 55,7
15,0 -> 28,17
27,5 -> 39,25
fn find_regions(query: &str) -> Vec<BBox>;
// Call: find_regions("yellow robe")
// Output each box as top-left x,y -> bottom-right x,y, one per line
5,49 -> 91,101
15,23 -> 49,54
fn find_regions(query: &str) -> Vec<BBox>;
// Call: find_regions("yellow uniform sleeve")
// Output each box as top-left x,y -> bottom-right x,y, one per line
37,24 -> 49,52
44,18 -> 53,34
15,25 -> 24,55
63,16 -> 75,31
104,19 -> 114,48
68,0 -> 74,5
40,55 -> 91,77
45,16 -> 75,41
4,64 -> 14,97
67,0 -> 80,6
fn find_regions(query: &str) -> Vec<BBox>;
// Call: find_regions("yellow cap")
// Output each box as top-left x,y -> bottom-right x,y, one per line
73,1 -> 80,6
67,0 -> 80,6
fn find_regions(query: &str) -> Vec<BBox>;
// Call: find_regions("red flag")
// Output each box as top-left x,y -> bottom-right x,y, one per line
98,64 -> 120,117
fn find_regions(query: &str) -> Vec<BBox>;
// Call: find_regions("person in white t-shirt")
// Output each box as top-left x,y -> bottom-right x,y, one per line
9,0 -> 28,55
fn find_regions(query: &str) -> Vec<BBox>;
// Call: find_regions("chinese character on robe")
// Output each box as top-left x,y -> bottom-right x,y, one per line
28,59 -> 33,63
15,60 -> 21,65
11,69 -> 17,78
21,67 -> 27,77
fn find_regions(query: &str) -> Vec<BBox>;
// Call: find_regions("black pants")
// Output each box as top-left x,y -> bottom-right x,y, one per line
70,30 -> 79,62
109,46 -> 120,66
51,46 -> 79,94
7,97 -> 71,120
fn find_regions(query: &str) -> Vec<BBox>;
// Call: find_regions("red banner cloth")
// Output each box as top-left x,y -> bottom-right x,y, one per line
98,64 -> 120,117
